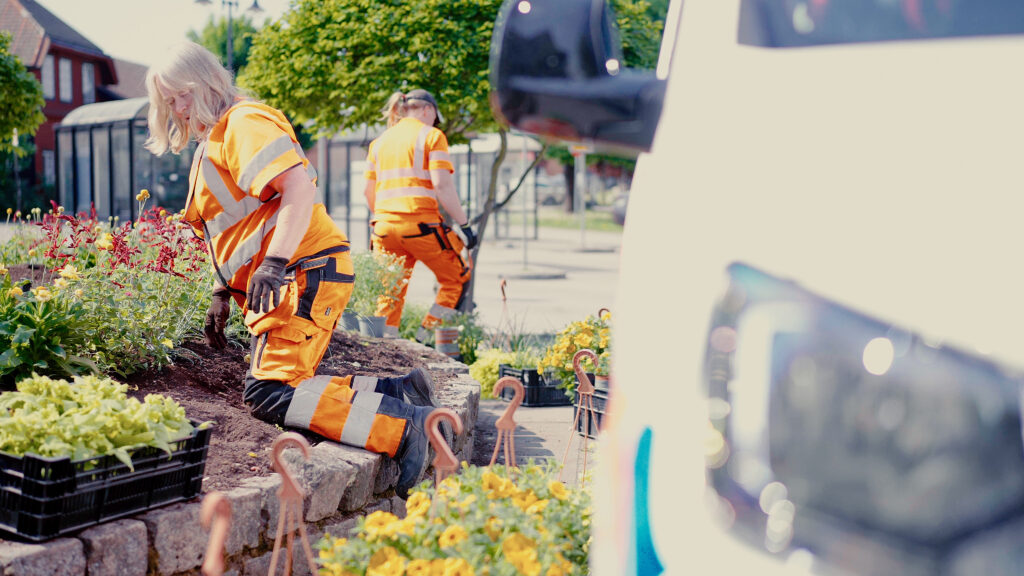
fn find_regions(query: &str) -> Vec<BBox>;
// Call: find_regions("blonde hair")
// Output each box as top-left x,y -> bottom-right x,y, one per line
380,91 -> 409,128
144,41 -> 243,155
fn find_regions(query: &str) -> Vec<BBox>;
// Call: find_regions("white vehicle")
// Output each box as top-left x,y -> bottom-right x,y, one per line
491,1 -> 1024,574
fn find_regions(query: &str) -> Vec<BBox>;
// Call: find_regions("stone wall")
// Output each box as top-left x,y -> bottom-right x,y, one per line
0,354 -> 479,576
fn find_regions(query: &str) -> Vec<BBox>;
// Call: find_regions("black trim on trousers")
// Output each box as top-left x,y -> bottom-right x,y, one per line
296,256 -> 355,321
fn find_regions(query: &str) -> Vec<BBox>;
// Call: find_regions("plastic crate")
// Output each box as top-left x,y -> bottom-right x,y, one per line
574,389 -> 608,439
498,365 -> 572,407
0,422 -> 212,542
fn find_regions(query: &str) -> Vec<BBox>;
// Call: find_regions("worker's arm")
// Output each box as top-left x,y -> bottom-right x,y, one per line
364,178 -> 377,214
264,164 -> 315,261
431,169 -> 468,226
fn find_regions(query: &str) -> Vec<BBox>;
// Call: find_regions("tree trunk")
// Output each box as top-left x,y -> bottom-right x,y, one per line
459,130 -> 508,313
563,161 -> 575,214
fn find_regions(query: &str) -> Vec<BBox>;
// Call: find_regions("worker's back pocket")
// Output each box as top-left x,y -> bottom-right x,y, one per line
297,253 -> 354,330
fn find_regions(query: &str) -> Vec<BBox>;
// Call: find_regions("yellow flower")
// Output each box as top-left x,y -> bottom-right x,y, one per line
136,189 -> 150,202
96,233 -> 114,250
367,546 -> 406,576
439,524 -> 468,548
547,481 -> 568,501
53,278 -> 68,289
159,209 -> 167,218
441,557 -> 474,576
8,287 -> 23,297
456,493 -> 478,511
406,491 -> 431,518
526,499 -> 549,515
407,559 -> 433,576
502,534 -> 541,576
363,511 -> 400,540
32,286 -> 52,302
73,289 -> 83,298
161,339 -> 173,348
484,516 -> 502,542
513,489 -> 539,512
546,554 -> 573,576
59,265 -> 80,280
0,263 -> 6,276
27,248 -> 36,257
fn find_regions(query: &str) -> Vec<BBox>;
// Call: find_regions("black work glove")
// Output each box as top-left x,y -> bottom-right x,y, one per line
461,224 -> 478,250
247,256 -> 289,314
204,288 -> 232,349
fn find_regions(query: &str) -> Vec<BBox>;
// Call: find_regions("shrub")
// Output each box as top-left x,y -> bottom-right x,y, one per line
399,301 -> 431,340
438,311 -> 487,365
348,250 -> 408,318
316,460 -> 590,576
469,347 -> 515,398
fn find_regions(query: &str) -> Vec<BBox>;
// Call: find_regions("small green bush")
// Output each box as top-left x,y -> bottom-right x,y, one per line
469,348 -> 515,398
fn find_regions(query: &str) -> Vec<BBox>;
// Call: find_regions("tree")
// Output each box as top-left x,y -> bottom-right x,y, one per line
187,14 -> 264,74
0,33 -> 44,156
240,0 -> 662,311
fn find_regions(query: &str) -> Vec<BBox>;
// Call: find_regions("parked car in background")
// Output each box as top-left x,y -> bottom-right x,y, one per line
491,0 -> 1024,574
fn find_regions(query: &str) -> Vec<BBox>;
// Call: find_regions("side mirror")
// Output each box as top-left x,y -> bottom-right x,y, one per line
489,0 -> 666,154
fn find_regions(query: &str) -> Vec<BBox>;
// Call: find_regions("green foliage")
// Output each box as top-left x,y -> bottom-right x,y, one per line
0,373 -> 198,469
317,460 -> 591,575
186,14 -> 265,73
537,311 -> 612,394
0,33 -> 45,156
241,0 -> 503,143
611,0 -> 665,70
0,267 -> 95,388
348,250 -> 408,317
439,311 -> 486,365
469,347 -> 515,398
398,301 -> 431,340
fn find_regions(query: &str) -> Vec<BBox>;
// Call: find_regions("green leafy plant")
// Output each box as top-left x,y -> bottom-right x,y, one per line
438,311 -> 487,365
537,310 -> 612,394
398,301 -> 431,341
316,460 -> 590,576
0,373 -> 201,469
0,264 -> 95,388
348,250 -> 408,318
469,348 -> 515,398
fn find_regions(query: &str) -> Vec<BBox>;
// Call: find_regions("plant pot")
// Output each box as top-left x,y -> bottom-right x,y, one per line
434,327 -> 461,359
340,310 -> 360,332
594,374 -> 610,391
498,364 -> 572,407
358,315 -> 387,338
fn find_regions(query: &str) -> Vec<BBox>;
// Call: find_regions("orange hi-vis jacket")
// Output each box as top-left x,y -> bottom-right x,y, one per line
366,117 -> 454,224
184,101 -> 346,305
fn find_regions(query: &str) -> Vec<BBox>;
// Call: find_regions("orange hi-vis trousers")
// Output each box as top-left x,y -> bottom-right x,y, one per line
371,219 -> 472,340
241,248 -> 410,457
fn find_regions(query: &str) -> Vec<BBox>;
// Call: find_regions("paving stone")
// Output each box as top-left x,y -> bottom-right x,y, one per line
78,519 -> 148,576
280,444 -> 355,522
221,486 -> 263,553
139,501 -> 206,575
0,537 -> 85,576
326,443 -> 383,512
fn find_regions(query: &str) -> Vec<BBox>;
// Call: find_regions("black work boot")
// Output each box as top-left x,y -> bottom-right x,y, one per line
401,367 -> 439,407
395,405 -> 434,499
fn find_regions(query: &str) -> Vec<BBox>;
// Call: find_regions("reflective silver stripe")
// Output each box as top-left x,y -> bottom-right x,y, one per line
414,126 -> 431,171
383,325 -> 399,338
378,166 -> 431,181
374,186 -> 436,201
217,211 -> 278,281
284,374 -> 334,429
339,391 -> 383,447
351,375 -> 378,392
430,150 -> 452,165
428,302 -> 457,320
202,156 -> 262,237
237,134 -> 296,193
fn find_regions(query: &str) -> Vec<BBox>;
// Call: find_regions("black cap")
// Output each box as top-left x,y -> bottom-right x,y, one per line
405,89 -> 444,127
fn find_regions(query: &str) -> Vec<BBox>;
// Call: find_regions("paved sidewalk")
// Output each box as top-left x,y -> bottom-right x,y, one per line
474,399 -> 599,487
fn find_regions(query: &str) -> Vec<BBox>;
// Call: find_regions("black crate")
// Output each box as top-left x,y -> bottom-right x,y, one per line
574,389 -> 608,439
497,365 -> 572,407
0,422 -> 212,542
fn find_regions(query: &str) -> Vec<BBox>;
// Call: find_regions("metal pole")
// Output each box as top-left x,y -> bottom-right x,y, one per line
225,0 -> 234,72
574,149 -> 586,249
520,136 -> 528,269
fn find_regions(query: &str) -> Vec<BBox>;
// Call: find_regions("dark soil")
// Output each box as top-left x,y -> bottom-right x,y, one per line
4,263 -> 492,494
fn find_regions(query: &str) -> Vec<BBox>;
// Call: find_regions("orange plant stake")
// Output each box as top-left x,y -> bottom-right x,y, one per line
560,349 -> 600,482
489,376 -> 524,469
268,432 -> 317,576
426,408 -> 464,485
200,492 -> 232,576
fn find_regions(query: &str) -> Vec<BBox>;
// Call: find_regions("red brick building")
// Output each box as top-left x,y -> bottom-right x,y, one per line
0,0 -> 123,194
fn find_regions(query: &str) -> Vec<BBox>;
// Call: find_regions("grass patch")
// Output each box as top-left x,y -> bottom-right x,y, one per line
536,208 -> 623,232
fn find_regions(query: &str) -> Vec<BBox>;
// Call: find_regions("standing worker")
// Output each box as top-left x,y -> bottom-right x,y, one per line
363,89 -> 477,342
144,42 -> 444,498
